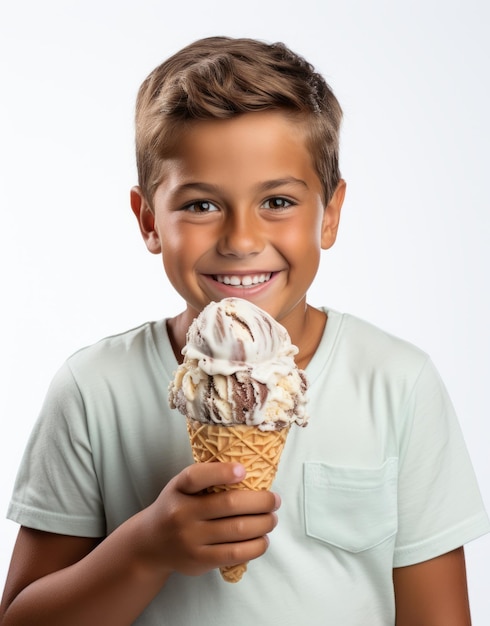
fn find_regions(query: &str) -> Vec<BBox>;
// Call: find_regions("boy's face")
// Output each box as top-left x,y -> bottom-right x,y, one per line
132,110 -> 344,329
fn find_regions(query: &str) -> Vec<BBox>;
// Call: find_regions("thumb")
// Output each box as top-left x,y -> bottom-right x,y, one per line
176,462 -> 246,495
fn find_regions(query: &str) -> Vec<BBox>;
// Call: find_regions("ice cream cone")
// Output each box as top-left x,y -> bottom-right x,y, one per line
169,299 -> 308,582
186,417 -> 289,582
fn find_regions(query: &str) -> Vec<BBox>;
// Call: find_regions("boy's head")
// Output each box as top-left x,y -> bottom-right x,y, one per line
135,36 -> 342,208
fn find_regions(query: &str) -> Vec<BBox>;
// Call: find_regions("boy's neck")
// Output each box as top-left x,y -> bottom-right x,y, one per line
166,304 -> 327,370
290,305 -> 327,370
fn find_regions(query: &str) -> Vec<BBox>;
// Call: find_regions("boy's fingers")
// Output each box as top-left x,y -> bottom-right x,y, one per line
175,463 -> 281,519
204,511 -> 278,545
176,462 -> 246,495
205,535 -> 271,569
203,489 -> 280,520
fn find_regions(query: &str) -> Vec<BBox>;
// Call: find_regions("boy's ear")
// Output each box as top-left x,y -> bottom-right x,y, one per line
321,179 -> 346,250
130,186 -> 162,254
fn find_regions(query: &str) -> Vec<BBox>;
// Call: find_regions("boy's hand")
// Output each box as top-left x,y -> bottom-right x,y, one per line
0,465 -> 279,626
141,462 -> 280,577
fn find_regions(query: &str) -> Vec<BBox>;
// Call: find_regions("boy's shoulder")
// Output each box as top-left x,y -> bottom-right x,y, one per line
325,308 -> 430,368
64,319 -> 169,379
70,320 -> 160,355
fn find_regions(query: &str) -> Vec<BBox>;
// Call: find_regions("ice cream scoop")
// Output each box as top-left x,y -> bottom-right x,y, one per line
168,297 -> 308,431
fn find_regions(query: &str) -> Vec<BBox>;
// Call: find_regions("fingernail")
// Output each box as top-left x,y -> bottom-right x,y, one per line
232,463 -> 246,479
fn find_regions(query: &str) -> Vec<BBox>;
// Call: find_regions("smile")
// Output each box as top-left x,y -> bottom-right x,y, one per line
215,273 -> 272,287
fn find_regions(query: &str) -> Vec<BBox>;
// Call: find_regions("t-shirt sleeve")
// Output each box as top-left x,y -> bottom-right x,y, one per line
7,361 -> 106,537
393,357 -> 490,567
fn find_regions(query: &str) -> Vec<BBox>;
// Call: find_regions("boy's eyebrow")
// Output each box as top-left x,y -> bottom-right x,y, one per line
174,177 -> 309,195
257,177 -> 309,192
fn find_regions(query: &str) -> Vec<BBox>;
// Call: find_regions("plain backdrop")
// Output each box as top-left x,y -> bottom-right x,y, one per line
1,0 -> 489,620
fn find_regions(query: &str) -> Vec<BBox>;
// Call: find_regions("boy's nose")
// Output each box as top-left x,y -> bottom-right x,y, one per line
217,212 -> 265,258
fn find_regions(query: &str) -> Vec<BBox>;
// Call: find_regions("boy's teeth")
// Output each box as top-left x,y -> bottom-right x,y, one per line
216,273 -> 271,286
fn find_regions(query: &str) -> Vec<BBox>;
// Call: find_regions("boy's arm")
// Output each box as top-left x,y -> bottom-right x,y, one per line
0,462 -> 279,626
393,547 -> 472,625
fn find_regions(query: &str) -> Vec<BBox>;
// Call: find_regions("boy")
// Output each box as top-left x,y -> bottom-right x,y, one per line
1,36 -> 488,625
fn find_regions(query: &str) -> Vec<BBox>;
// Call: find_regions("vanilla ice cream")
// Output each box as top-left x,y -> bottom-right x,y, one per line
168,297 -> 308,431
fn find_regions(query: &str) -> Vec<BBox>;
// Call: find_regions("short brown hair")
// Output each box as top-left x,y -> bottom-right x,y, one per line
135,36 -> 342,206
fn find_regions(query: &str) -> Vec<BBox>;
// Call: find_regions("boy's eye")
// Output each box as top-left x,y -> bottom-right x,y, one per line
261,197 -> 293,210
184,200 -> 219,213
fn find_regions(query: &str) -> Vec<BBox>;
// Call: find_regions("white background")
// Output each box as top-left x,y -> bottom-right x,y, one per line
1,0 -> 489,620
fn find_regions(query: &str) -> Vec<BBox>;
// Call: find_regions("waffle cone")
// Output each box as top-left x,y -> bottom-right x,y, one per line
186,418 -> 289,582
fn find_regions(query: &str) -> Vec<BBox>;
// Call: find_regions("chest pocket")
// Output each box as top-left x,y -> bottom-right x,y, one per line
304,458 -> 398,553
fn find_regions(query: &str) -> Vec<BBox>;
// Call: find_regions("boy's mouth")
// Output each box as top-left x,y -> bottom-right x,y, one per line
214,272 -> 272,287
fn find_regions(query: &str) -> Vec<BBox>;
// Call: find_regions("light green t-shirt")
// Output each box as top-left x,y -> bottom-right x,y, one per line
8,309 -> 490,625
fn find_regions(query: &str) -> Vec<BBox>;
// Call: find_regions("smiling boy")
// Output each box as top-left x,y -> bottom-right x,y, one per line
1,37 -> 489,626
131,110 -> 344,369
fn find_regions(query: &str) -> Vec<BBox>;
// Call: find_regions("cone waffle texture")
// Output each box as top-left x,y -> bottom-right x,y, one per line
186,418 -> 289,582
